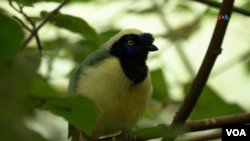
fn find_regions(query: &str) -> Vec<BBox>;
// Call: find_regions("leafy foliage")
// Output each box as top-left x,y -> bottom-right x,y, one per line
0,3 -> 100,141
31,95 -> 99,135
0,12 -> 24,61
41,12 -> 100,47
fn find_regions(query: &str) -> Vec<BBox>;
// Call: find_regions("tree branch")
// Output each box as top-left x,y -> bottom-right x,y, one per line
13,16 -> 32,32
96,113 -> 250,141
170,0 -> 235,126
192,0 -> 250,16
184,113 -> 250,132
166,113 -> 250,140
159,113 -> 250,136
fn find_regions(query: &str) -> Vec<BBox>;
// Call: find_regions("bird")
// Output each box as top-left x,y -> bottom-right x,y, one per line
68,29 -> 158,141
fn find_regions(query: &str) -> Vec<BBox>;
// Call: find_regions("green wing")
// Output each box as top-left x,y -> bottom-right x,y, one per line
67,48 -> 110,140
68,48 -> 110,95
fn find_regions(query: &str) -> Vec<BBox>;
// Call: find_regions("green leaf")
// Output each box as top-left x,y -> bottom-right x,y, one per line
41,12 -> 100,46
184,84 -> 245,120
33,95 -> 99,135
30,76 -> 64,97
0,12 -> 24,61
151,69 -> 169,103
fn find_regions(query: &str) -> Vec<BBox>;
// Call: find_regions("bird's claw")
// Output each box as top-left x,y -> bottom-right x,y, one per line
119,130 -> 136,141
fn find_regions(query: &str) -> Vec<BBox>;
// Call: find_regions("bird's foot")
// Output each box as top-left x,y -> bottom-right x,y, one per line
119,130 -> 135,141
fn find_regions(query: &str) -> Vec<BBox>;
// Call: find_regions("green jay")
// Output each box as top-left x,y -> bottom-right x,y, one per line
68,29 -> 158,140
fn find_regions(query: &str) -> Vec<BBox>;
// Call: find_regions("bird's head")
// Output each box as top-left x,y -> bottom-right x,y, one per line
104,29 -> 158,61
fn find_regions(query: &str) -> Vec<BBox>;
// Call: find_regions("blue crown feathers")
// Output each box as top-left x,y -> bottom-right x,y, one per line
140,33 -> 154,45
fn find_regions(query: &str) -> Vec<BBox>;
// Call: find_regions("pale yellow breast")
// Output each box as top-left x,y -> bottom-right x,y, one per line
76,57 -> 152,137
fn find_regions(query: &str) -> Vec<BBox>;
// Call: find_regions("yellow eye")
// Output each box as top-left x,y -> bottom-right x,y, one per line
127,40 -> 134,46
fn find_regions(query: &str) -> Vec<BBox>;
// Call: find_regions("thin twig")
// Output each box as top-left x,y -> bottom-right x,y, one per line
8,0 -> 20,12
9,0 -> 68,55
21,0 -> 68,50
13,1 -> 43,53
13,16 -> 32,32
35,34 -> 42,52
192,0 -> 250,16
9,0 -> 43,56
9,1 -> 30,32
9,0 -> 35,28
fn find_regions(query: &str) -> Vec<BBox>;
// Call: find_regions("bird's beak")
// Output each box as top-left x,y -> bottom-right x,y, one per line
144,44 -> 158,51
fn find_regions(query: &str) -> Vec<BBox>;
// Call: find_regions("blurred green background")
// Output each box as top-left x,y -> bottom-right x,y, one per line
0,0 -> 250,141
